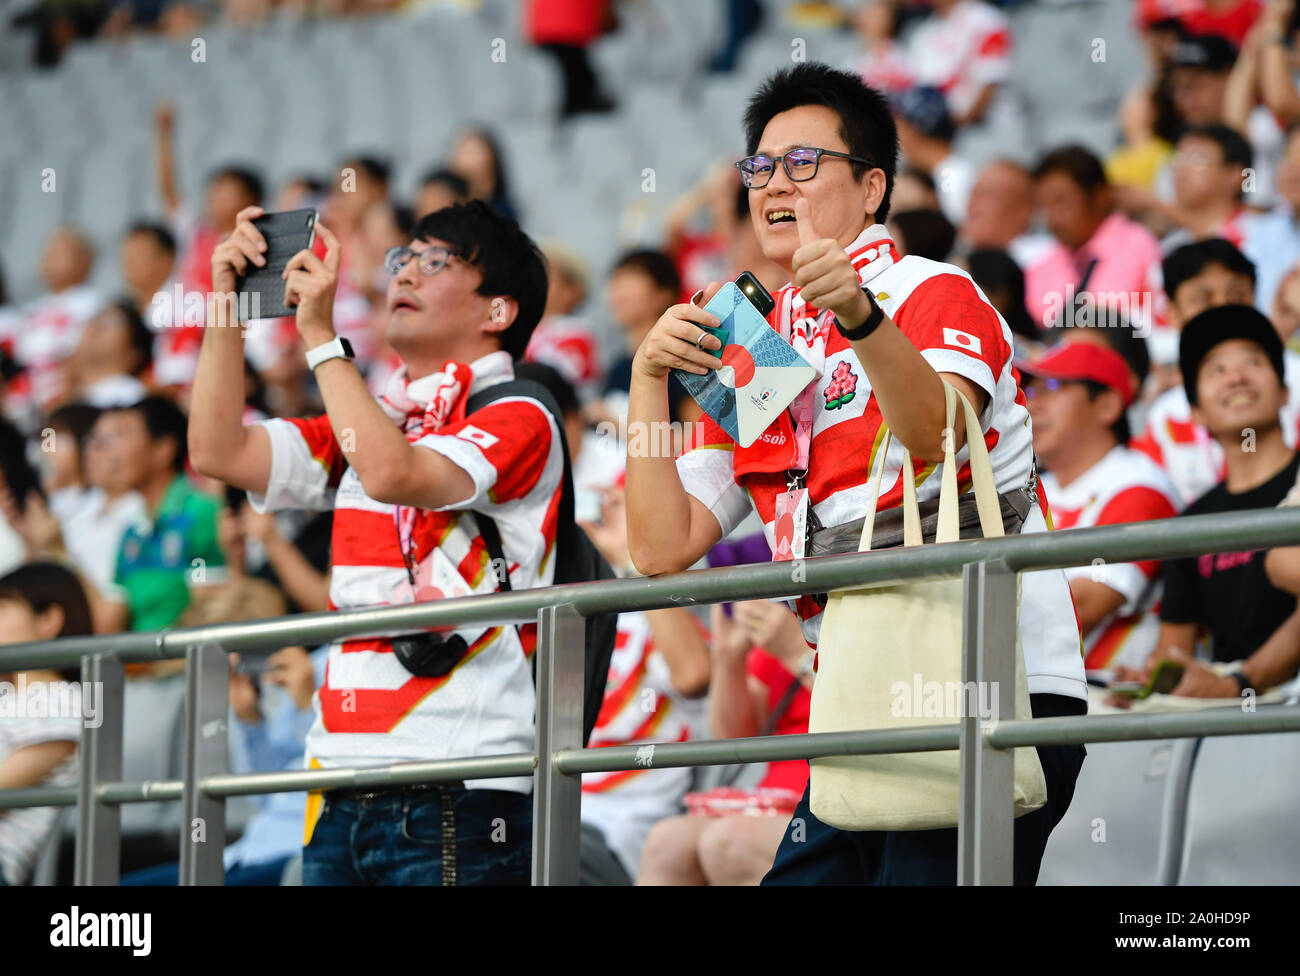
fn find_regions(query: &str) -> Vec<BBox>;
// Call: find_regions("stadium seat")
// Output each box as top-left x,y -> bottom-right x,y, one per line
119,674 -> 188,841
1177,726 -> 1300,885
1038,737 -> 1198,885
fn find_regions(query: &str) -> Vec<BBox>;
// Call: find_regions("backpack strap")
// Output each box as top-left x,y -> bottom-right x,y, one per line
464,379 -> 577,596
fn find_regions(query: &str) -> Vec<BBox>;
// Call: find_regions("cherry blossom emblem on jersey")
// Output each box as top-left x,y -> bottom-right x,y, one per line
824,361 -> 858,409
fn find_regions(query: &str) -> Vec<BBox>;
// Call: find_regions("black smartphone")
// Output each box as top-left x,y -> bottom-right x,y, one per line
735,270 -> 775,317
697,271 -> 776,359
236,209 -> 318,319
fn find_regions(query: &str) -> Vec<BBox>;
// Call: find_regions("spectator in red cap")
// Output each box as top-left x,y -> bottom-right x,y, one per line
1020,343 -> 1182,672
1137,0 -> 1263,50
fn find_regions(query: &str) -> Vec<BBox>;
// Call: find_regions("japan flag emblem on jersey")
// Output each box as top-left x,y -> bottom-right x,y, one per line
457,425 -> 499,449
943,328 -> 982,355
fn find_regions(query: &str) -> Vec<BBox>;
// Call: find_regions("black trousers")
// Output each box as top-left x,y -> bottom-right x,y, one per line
539,43 -> 602,115
761,693 -> 1087,885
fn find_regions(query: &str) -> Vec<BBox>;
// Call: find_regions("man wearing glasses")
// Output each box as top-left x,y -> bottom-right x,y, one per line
188,200 -> 558,885
623,62 -> 1088,884
1019,342 -> 1180,673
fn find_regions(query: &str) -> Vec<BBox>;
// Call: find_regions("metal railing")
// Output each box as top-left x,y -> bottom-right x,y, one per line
3,507 -> 1300,885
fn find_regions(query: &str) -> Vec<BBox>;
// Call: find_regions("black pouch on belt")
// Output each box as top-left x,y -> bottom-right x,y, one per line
391,632 -> 471,678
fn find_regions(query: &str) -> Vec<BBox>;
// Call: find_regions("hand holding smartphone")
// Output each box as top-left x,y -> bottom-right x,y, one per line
236,209 -> 318,319
1108,659 -> 1185,700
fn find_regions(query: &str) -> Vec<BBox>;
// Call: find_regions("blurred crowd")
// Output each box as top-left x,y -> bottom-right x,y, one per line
4,0 -> 1300,886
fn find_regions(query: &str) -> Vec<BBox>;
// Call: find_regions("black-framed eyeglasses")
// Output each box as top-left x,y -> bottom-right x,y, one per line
734,147 -> 875,189
384,245 -> 454,277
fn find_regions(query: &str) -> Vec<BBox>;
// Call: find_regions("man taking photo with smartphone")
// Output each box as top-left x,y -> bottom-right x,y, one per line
189,200 -> 558,885
624,62 -> 1088,885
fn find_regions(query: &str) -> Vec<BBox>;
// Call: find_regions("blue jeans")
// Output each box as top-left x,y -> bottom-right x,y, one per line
302,782 -> 532,885
120,855 -> 293,886
762,693 -> 1087,885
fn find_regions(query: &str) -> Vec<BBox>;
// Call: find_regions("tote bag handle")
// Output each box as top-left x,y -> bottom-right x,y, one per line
856,381 -> 1003,552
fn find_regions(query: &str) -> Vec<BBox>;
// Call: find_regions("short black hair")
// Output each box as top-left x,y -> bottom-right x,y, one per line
1060,310 -> 1152,391
420,166 -> 471,201
411,201 -> 548,359
105,299 -> 154,376
124,221 -> 176,255
391,203 -> 415,239
47,402 -> 102,455
1081,379 -> 1132,446
345,155 -> 392,187
0,561 -> 93,645
743,62 -> 900,222
1180,123 -> 1254,177
612,249 -> 681,296
0,417 -> 42,506
890,208 -> 955,262
1034,145 -> 1109,194
287,174 -> 327,195
967,249 -> 1038,342
1162,237 -> 1256,299
512,361 -> 580,419
112,395 -> 189,473
209,166 -> 264,205
900,166 -> 936,194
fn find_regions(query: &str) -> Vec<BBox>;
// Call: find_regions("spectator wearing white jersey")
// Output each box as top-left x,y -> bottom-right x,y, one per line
2,228 -> 103,421
1159,124 -> 1255,250
577,481 -> 710,884
1020,342 -> 1181,673
523,245 -> 603,404
190,200 -> 557,886
891,85 -> 974,228
904,0 -> 1012,128
637,599 -> 812,887
120,222 -> 177,324
625,63 -> 1086,886
62,301 -> 152,409
0,562 -> 90,887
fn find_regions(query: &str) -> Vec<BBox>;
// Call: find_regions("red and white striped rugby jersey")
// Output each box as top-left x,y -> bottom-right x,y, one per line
2,285 -> 103,412
1037,446 -> 1181,670
1131,347 -> 1300,507
523,313 -> 602,402
906,0 -> 1012,121
581,611 -> 706,875
676,224 -> 1087,701
250,351 -> 564,792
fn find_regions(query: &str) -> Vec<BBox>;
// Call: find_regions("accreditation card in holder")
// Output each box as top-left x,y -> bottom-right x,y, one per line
672,273 -> 817,448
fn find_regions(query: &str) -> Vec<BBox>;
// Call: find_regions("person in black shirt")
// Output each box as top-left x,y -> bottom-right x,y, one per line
1118,305 -> 1300,699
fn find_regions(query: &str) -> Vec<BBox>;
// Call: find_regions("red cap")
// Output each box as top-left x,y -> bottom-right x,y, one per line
1135,0 -> 1194,29
1017,342 -> 1136,407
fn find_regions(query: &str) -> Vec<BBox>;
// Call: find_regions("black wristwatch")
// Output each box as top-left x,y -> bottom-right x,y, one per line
1230,670 -> 1255,695
835,285 -> 885,341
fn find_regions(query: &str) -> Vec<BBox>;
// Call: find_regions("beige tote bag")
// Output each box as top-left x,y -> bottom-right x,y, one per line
809,381 -> 1046,831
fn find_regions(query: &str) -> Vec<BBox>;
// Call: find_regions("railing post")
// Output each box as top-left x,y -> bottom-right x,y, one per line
957,560 -> 1017,885
531,603 -> 585,886
179,642 -> 228,885
75,653 -> 123,885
